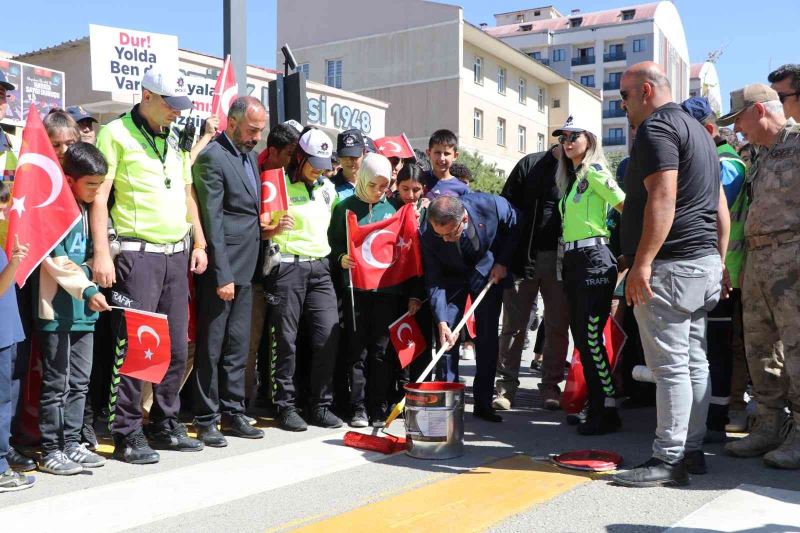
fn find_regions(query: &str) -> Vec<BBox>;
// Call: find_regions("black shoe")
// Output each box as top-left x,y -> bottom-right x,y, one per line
350,407 -> 369,428
611,457 -> 689,488
7,446 -> 36,472
222,414 -> 265,439
195,424 -> 228,448
577,408 -> 621,436
112,430 -> 160,464
279,408 -> 308,432
683,449 -> 707,475
147,424 -> 204,452
310,407 -> 344,428
80,423 -> 99,451
566,406 -> 588,426
473,406 -> 503,423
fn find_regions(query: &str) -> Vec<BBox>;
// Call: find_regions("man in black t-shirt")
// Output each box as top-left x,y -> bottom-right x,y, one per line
611,62 -> 729,489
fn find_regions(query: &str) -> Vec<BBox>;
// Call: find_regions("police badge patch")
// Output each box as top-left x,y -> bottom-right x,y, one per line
322,189 -> 332,206
574,178 -> 589,203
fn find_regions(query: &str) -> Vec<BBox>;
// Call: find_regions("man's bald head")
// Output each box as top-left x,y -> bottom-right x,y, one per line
623,61 -> 671,89
620,61 -> 674,127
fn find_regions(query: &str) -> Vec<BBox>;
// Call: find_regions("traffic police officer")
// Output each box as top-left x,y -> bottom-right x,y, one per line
554,117 -> 625,435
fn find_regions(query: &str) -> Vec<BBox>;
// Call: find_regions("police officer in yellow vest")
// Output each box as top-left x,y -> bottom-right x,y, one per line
554,117 -> 625,436
93,67 -> 208,464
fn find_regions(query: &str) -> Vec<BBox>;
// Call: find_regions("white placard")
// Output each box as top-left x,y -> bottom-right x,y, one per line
90,24 -> 178,93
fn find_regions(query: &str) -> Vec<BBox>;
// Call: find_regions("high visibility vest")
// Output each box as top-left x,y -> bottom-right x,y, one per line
718,143 -> 747,288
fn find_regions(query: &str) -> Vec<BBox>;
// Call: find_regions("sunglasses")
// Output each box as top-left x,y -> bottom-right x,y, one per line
434,218 -> 465,240
778,91 -> 800,103
558,132 -> 583,144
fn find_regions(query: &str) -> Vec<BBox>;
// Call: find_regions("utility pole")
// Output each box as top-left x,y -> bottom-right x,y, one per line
223,0 -> 247,96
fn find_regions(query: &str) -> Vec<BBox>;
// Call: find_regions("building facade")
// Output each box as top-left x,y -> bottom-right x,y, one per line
487,1 -> 690,152
690,61 -> 722,115
277,0 -> 601,174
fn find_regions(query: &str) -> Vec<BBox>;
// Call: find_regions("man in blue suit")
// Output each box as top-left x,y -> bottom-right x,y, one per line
420,194 -> 519,422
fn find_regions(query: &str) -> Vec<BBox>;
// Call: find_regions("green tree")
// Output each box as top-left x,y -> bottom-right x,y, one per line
458,150 -> 506,194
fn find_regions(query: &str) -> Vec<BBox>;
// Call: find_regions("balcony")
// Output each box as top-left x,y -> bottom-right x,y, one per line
604,51 -> 627,62
571,56 -> 595,66
603,108 -> 626,118
535,57 -> 550,66
603,80 -> 620,90
603,136 -> 627,146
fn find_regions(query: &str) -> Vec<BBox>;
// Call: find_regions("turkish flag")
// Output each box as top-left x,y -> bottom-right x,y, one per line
118,308 -> 172,384
211,55 -> 238,132
348,203 -> 423,290
5,106 -> 81,287
374,134 -> 414,159
389,312 -> 427,368
561,315 -> 627,414
260,168 -> 289,215
465,295 -> 476,339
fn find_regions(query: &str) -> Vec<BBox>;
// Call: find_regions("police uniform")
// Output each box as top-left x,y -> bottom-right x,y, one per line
559,161 -> 625,432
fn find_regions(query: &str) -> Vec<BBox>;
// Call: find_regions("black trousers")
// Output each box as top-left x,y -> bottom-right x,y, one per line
268,259 -> 339,412
563,244 -> 617,414
706,288 -> 740,429
192,281 -> 253,426
344,290 -> 402,416
111,249 -> 190,437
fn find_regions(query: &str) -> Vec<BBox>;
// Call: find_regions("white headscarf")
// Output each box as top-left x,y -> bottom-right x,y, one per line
355,152 -> 392,204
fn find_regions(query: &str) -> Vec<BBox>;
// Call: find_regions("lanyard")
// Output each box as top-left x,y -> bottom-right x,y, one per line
134,121 -> 172,189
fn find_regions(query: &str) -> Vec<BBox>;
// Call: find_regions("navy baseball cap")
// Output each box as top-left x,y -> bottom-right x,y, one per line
681,96 -> 714,123
337,129 -> 365,158
0,71 -> 15,91
66,105 -> 97,123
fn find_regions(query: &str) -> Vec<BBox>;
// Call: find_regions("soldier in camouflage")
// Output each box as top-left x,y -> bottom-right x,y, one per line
718,84 -> 800,469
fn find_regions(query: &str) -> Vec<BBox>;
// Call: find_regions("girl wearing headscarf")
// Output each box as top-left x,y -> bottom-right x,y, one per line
328,153 -> 421,428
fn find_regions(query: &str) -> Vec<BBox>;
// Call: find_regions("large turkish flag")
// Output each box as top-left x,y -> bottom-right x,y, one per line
211,54 -> 238,131
389,312 -> 427,369
4,106 -> 80,287
348,203 -> 423,290
118,308 -> 172,384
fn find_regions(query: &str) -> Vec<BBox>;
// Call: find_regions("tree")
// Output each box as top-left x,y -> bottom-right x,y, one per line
458,150 -> 506,194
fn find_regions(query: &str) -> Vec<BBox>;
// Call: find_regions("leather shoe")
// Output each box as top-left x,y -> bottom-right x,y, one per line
473,406 -> 503,423
611,457 -> 689,487
577,408 -> 621,436
7,446 -> 36,472
112,430 -> 160,465
195,424 -> 228,448
683,449 -> 707,475
146,424 -> 204,452
222,414 -> 265,439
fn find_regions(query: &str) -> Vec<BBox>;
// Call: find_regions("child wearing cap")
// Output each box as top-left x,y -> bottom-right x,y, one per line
332,129 -> 366,200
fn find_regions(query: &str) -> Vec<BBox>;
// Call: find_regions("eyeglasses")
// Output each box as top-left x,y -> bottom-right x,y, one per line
558,132 -> 582,144
778,91 -> 800,103
434,218 -> 465,240
620,89 -> 629,100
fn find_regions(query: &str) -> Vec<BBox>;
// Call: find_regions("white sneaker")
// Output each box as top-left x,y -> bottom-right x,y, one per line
39,450 -> 83,476
460,345 -> 475,360
65,443 -> 106,468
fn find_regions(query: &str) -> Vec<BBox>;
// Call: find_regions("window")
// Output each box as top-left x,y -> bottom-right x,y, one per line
473,56 -> 483,85
537,87 -> 545,112
621,9 -> 635,20
497,118 -> 506,146
609,44 -> 624,55
553,49 -> 565,62
497,67 -> 506,94
552,98 -> 561,108
325,59 -> 342,88
581,47 -> 595,58
609,127 -> 624,140
609,72 -> 622,84
534,9 -> 540,16
473,108 -> 483,138
570,17 -> 583,28
580,75 -> 595,87
518,78 -> 526,104
537,133 -> 545,152
633,39 -> 644,53
299,63 -> 310,79
517,126 -> 526,152
531,51 -> 541,59
609,99 -> 622,110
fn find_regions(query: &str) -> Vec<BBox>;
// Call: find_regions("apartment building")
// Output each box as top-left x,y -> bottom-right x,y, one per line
690,61 -> 722,115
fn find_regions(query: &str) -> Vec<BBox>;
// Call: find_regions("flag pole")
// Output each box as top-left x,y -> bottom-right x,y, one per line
346,210 -> 357,332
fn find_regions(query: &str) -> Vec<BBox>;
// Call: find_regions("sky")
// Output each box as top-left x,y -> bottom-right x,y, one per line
1,0 -> 795,113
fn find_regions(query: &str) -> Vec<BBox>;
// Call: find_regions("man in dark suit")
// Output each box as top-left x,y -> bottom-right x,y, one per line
191,96 -> 267,446
420,194 -> 519,422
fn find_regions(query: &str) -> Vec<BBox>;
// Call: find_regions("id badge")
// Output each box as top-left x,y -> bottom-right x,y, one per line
556,237 -> 565,282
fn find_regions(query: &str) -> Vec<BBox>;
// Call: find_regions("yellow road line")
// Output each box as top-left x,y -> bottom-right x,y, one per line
292,455 -> 592,533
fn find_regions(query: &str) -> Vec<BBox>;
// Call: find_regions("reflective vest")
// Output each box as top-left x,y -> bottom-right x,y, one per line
718,143 -> 747,289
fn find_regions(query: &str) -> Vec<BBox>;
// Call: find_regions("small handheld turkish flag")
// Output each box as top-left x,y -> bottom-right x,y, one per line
348,204 -> 423,290
373,134 -> 414,159
5,106 -> 81,287
389,312 -> 427,369
465,295 -> 476,339
211,55 -> 238,132
118,308 -> 172,384
260,168 -> 289,215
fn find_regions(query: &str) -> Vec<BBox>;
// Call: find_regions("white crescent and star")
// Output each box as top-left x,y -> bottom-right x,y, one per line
361,229 -> 394,270
397,323 -> 414,348
10,196 -> 25,217
17,152 -> 63,209
137,325 -> 161,360
262,181 -> 277,203
221,84 -> 239,118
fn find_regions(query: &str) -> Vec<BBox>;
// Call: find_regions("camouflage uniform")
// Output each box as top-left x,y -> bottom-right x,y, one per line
728,118 -> 800,467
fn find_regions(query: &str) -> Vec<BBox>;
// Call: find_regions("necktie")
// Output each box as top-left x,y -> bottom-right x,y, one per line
242,153 -> 258,193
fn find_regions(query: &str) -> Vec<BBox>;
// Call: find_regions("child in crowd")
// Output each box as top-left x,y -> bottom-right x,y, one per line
0,182 -> 35,493
34,143 -> 111,475
424,129 -> 470,200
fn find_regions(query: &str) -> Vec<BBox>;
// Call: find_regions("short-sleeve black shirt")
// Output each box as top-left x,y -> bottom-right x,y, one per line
620,103 -> 720,260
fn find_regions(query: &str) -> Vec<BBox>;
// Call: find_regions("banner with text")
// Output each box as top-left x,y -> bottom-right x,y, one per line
0,60 -> 64,127
90,24 -> 178,93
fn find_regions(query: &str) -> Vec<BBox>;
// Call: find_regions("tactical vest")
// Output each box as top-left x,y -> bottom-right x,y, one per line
718,143 -> 747,288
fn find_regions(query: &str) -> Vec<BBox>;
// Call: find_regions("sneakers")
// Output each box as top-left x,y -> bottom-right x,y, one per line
473,406 -> 503,423
279,408 -> 308,432
80,423 -> 99,451
725,407 -> 785,458
65,443 -> 106,468
113,429 -> 160,464
146,424 -> 204,452
492,396 -> 512,411
7,446 -> 36,472
763,415 -> 800,469
539,386 -> 561,411
683,449 -> 707,475
0,469 -> 35,493
611,457 -> 689,488
310,407 -> 344,428
350,407 -> 369,428
460,343 -> 475,360
39,450 -> 83,476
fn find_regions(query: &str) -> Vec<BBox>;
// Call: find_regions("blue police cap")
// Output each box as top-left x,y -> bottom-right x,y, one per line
681,96 -> 714,123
